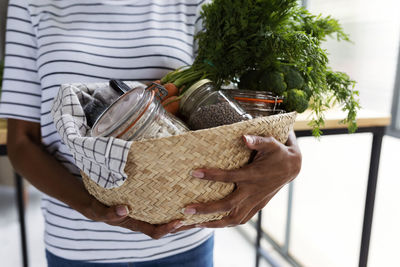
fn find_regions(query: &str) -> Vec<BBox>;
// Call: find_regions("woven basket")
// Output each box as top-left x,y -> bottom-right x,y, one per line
82,111 -> 297,225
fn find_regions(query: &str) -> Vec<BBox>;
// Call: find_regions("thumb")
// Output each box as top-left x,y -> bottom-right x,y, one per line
243,135 -> 282,153
90,200 -> 130,223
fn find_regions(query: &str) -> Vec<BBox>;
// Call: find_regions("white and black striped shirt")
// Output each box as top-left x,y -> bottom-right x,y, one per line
0,0 -> 213,263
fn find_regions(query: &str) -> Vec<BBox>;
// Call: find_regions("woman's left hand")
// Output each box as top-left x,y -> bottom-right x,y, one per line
174,131 -> 301,231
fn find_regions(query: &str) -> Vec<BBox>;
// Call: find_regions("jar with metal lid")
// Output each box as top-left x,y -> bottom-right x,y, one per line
91,84 -> 189,141
223,89 -> 285,117
179,79 -> 253,130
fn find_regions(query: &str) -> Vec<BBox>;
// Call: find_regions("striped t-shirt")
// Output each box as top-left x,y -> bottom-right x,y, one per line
0,0 -> 213,263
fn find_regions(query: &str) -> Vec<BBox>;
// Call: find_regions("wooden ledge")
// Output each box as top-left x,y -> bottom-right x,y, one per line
294,108 -> 391,131
0,119 -> 7,145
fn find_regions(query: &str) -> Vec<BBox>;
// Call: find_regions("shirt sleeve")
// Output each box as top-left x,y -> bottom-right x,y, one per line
0,0 -> 42,123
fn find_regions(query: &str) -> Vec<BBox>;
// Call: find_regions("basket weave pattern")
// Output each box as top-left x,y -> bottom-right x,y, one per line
82,112 -> 297,225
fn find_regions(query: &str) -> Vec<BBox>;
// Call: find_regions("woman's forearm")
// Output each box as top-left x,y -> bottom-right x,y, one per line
7,127 -> 90,211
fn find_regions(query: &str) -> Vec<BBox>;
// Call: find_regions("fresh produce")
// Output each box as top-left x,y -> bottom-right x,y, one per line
163,83 -> 179,98
261,71 -> 287,95
283,89 -> 309,113
159,0 -> 360,136
162,96 -> 180,115
282,67 -> 305,90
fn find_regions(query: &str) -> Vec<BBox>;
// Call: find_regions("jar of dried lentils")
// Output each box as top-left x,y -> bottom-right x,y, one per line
179,79 -> 252,130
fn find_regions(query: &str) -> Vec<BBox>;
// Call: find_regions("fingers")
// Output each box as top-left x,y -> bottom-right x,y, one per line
190,135 -> 286,183
151,220 -> 184,239
183,189 -> 244,215
285,131 -> 296,146
243,135 -> 283,153
86,200 -> 129,223
191,165 -> 255,183
170,224 -> 196,233
119,218 -> 183,239
195,207 -> 247,228
195,195 -> 260,228
138,220 -> 184,239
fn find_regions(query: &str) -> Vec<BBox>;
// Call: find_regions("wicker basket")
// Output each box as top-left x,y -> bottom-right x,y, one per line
82,111 -> 297,225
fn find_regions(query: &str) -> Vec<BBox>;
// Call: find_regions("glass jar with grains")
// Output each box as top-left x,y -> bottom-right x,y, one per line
91,83 -> 189,141
179,79 -> 253,130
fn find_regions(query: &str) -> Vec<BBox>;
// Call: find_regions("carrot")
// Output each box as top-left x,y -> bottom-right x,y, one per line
179,85 -> 185,95
162,96 -> 180,115
163,83 -> 179,98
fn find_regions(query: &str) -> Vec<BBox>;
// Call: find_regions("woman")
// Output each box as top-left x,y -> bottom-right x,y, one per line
0,0 -> 302,266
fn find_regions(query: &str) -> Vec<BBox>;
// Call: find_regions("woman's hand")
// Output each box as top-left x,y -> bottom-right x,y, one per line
178,131 -> 301,229
78,197 -> 184,239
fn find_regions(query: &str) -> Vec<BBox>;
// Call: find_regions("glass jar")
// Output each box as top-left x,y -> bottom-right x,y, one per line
91,84 -> 189,141
223,89 -> 285,117
179,79 -> 253,130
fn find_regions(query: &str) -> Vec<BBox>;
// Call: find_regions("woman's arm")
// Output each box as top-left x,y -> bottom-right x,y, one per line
8,119 -> 94,210
7,119 -> 182,238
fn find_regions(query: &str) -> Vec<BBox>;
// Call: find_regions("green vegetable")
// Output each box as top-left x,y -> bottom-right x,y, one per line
161,0 -> 360,137
301,84 -> 312,99
283,89 -> 309,113
260,71 -> 287,95
238,70 -> 261,91
283,67 -> 305,89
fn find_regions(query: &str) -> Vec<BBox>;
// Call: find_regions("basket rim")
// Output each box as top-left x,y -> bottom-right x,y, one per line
128,111 -> 297,145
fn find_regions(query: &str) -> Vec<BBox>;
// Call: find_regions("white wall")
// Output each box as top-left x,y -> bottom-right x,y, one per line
307,0 -> 400,115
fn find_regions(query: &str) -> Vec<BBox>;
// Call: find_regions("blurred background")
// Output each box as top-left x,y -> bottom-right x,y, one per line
1,0 -> 400,266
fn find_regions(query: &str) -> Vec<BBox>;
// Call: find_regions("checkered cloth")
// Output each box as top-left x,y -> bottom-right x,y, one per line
51,82 -> 139,189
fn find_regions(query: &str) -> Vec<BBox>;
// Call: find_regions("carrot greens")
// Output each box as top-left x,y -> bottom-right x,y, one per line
161,0 -> 360,137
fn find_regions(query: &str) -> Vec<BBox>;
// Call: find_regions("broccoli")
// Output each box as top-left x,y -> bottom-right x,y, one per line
302,83 -> 312,99
284,68 -> 305,89
260,71 -> 287,95
238,70 -> 261,91
279,64 -> 292,74
283,89 -> 309,113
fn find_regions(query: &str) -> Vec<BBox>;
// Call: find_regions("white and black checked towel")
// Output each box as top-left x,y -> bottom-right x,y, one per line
51,82 -> 143,189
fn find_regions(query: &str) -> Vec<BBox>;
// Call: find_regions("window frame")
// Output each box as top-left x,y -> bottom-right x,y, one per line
388,39 -> 400,138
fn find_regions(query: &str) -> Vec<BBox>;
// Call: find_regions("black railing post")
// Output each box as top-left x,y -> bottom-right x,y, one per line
15,173 -> 29,267
359,128 -> 384,267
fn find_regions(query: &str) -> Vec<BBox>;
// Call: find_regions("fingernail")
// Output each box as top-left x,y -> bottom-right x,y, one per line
191,170 -> 204,178
182,207 -> 197,215
244,135 -> 254,144
116,205 -> 129,217
174,222 -> 184,229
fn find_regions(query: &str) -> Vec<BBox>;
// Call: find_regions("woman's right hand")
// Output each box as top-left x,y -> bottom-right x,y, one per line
78,196 -> 184,239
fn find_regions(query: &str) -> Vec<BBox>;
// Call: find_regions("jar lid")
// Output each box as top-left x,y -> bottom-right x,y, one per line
180,79 -> 212,108
91,84 -> 149,137
223,89 -> 283,103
